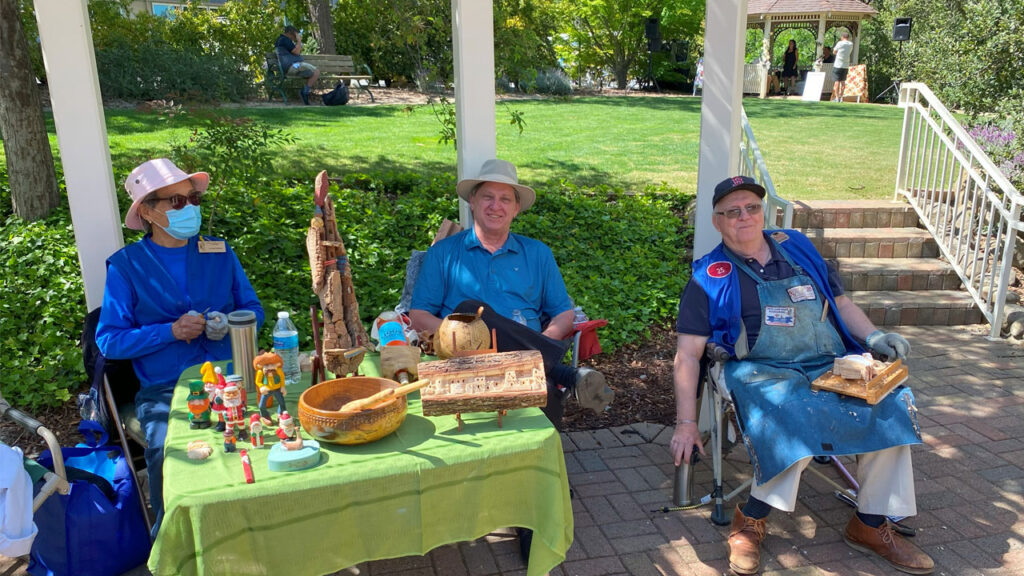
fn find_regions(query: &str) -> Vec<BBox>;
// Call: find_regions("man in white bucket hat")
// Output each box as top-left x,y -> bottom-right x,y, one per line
95,158 -> 264,537
409,159 -> 614,426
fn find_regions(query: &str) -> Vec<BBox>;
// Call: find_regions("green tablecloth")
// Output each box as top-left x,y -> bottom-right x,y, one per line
148,356 -> 573,576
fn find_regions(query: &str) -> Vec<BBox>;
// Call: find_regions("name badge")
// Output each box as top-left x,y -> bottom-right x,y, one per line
787,284 -> 816,302
198,240 -> 226,253
765,306 -> 796,327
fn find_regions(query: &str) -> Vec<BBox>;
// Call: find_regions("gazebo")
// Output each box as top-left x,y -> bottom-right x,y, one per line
745,0 -> 877,97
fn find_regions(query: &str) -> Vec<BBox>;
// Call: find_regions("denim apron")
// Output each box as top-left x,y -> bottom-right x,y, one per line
722,247 -> 922,484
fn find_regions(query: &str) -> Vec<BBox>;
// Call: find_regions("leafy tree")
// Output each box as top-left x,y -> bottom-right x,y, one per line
306,0 -> 336,54
0,0 -> 59,220
333,0 -> 452,88
493,0 -> 560,88
554,0 -> 703,90
861,0 -> 1024,132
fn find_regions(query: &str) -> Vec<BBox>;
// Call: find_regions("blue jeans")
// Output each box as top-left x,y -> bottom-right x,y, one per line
135,384 -> 174,539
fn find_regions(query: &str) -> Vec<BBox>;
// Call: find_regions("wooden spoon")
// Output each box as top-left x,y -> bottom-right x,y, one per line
339,379 -> 429,412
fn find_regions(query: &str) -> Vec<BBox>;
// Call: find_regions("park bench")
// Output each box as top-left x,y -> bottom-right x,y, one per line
265,52 -> 375,104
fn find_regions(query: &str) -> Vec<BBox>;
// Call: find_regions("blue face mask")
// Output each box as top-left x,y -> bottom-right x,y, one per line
157,204 -> 202,240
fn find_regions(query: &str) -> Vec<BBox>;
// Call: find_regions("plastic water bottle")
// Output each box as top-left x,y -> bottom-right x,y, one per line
273,311 -> 301,385
573,306 -> 589,325
512,309 -> 528,326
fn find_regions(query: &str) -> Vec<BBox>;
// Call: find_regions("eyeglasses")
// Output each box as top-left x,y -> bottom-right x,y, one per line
151,190 -> 202,210
714,203 -> 763,219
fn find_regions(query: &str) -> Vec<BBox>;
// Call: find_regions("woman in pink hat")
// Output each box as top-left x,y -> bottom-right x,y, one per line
95,158 -> 264,537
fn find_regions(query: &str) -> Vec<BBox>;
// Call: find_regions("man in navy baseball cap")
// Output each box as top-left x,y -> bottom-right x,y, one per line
712,174 -> 766,206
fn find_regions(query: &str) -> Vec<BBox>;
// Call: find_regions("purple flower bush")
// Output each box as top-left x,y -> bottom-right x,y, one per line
967,123 -> 1024,191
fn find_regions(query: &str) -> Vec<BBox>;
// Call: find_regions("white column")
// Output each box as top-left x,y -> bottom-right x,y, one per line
852,23 -> 862,64
694,0 -> 748,260
451,0 -> 497,228
34,0 -> 122,311
758,18 -> 772,99
816,15 -> 827,61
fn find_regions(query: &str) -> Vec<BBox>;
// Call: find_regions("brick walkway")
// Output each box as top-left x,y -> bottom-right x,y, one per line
3,325 -> 1023,576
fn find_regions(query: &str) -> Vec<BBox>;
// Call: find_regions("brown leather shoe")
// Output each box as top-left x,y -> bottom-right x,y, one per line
728,504 -> 766,575
844,515 -> 934,574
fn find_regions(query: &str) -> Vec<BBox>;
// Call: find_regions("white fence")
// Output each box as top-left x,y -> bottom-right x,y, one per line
896,82 -> 1023,338
740,107 -> 793,229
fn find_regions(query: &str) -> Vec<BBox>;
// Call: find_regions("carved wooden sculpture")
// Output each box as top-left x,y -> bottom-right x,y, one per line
307,171 -> 369,376
419,350 -> 547,429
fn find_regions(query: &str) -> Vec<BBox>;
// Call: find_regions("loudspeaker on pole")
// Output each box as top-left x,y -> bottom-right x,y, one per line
645,17 -> 661,52
892,17 -> 913,42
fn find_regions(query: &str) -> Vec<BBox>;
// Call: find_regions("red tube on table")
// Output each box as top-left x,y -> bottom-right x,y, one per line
240,449 -> 254,484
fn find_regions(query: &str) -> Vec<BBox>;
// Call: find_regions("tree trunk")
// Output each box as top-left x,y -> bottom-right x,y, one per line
0,0 -> 59,221
613,63 -> 630,90
307,0 -> 336,55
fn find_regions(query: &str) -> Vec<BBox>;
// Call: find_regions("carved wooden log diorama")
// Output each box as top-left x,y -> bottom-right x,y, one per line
418,350 -> 547,418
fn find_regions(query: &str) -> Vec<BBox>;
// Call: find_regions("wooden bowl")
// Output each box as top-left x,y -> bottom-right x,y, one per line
298,376 -> 406,445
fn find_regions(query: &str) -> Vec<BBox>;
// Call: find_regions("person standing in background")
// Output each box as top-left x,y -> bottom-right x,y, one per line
831,32 -> 854,102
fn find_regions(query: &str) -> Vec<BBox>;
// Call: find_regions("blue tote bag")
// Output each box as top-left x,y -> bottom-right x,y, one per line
28,423 -> 150,576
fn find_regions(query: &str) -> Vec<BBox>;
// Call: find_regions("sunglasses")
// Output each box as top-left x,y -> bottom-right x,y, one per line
714,203 -> 763,220
151,190 -> 202,210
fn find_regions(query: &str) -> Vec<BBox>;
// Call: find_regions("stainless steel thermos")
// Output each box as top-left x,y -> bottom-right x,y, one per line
228,310 -> 258,396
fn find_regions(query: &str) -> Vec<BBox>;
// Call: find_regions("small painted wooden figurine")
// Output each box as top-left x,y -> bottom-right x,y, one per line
254,351 -> 287,427
186,379 -> 211,429
220,383 -> 248,441
210,379 -> 227,432
275,411 -> 304,450
200,361 -> 217,387
249,414 -> 265,449
223,429 -> 236,453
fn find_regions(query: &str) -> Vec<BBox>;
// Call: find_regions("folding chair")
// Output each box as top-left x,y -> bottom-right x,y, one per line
81,308 -> 153,533
0,385 -> 70,568
673,344 -> 875,527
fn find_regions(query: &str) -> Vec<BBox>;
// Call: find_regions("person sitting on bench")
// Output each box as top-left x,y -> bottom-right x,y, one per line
408,158 -> 614,428
274,25 -> 320,105
671,175 -> 933,575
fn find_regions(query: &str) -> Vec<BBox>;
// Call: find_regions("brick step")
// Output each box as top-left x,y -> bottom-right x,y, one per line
791,200 -> 919,229
848,290 -> 983,326
801,227 -> 939,259
836,258 -> 961,292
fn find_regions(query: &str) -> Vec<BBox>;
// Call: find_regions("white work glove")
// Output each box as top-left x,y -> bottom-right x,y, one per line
205,311 -> 229,341
865,330 -> 910,361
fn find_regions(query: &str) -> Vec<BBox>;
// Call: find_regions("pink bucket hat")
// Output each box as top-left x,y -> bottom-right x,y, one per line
123,158 -> 209,230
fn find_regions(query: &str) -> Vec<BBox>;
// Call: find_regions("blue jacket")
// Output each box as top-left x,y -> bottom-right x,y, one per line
96,235 -> 264,388
690,229 -> 864,357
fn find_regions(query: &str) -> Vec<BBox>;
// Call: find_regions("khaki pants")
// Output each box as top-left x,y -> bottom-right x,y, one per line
750,445 -> 917,517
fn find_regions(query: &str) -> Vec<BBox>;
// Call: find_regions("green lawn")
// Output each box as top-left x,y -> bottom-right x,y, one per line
27,95 -> 905,200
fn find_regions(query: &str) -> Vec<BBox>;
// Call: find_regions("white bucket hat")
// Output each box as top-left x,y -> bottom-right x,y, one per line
455,159 -> 536,211
123,158 -> 209,230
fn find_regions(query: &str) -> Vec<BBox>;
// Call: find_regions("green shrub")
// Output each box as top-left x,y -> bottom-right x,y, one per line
532,68 -> 573,96
0,166 -> 691,412
0,209 -> 86,411
95,37 -> 256,102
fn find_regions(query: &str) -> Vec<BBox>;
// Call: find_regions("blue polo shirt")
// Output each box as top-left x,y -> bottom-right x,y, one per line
410,228 -> 573,332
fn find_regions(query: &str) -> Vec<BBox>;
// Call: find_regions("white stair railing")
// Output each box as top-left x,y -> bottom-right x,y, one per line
896,82 -> 1023,338
740,107 -> 793,229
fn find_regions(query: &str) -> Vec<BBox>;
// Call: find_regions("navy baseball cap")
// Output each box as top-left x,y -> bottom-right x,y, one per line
713,175 -> 766,206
